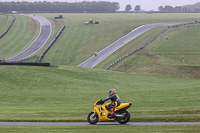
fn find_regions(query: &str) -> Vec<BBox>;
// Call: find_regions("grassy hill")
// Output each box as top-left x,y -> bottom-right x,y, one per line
0,65 -> 200,122
104,23 -> 200,79
0,13 -> 200,125
0,15 -> 8,35
38,13 -> 200,66
0,15 -> 40,60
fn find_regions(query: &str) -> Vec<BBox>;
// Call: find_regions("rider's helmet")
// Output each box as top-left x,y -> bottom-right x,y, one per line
109,89 -> 116,95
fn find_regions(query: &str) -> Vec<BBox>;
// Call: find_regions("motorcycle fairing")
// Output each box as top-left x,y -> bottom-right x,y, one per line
93,100 -> 132,122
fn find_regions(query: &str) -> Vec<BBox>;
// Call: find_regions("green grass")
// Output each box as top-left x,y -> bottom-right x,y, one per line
0,15 -> 40,59
95,26 -> 168,69
1,13 -> 200,130
0,15 -> 8,35
0,14 -> 6,26
28,14 -> 66,62
101,21 -> 200,78
38,13 -> 200,66
0,65 -> 200,122
1,125 -> 200,133
1,13 -> 200,69
151,25 -> 200,65
40,13 -> 142,65
0,15 -> 12,35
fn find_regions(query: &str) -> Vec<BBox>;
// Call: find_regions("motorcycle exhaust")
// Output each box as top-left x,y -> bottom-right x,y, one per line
115,114 -> 124,117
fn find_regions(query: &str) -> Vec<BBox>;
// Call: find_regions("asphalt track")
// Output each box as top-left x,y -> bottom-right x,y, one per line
1,122 -> 200,126
77,22 -> 187,68
5,15 -> 52,62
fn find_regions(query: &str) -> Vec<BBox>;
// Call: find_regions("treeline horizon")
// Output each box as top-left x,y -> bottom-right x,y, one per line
0,1 -> 119,13
158,2 -> 200,12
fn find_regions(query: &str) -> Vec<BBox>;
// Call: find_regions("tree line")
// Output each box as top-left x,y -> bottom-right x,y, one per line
158,2 -> 200,12
125,5 -> 141,12
158,5 -> 192,12
0,1 -> 119,13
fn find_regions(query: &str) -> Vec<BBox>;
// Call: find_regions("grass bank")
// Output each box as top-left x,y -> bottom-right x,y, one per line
38,13 -> 200,66
0,14 -> 40,59
0,15 -> 9,35
102,21 -> 200,79
0,65 -> 200,122
1,125 -> 200,133
0,15 -> 7,28
1,13 -> 200,125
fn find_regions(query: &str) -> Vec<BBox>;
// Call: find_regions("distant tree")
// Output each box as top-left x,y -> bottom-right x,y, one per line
158,6 -> 164,12
174,6 -> 178,12
195,8 -> 199,12
164,5 -> 174,12
125,4 -> 132,12
0,1 -> 119,13
134,5 -> 141,12
165,2 -> 200,12
176,6 -> 182,12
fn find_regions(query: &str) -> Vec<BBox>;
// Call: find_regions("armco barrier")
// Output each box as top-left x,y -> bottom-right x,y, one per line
0,15 -> 15,39
4,55 -> 37,63
38,25 -> 65,63
0,62 -> 50,67
105,21 -> 200,70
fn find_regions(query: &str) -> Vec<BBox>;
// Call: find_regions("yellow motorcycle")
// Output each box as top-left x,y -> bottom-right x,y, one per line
87,99 -> 132,124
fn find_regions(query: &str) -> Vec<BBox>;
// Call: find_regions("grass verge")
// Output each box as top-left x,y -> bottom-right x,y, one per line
0,15 -> 9,35
0,65 -> 200,122
103,22 -> 200,79
38,13 -> 200,66
0,14 -> 40,59
0,125 -> 200,133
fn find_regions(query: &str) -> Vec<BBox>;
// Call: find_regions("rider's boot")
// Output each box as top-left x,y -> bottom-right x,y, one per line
110,108 -> 115,117
110,108 -> 114,115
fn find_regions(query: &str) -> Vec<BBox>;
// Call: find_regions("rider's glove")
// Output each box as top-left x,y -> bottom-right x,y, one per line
100,99 -> 104,105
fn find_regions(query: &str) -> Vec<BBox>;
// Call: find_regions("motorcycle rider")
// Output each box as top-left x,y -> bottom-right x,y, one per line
101,89 -> 121,117
94,52 -> 97,56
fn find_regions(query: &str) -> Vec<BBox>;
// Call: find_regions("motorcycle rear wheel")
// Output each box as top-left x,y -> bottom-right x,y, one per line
116,110 -> 130,124
87,112 -> 98,124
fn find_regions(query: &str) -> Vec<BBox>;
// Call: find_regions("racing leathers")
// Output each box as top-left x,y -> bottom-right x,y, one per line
102,93 -> 121,116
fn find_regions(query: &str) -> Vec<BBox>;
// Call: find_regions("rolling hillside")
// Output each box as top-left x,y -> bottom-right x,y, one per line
39,13 -> 200,67
0,13 -> 200,124
0,15 -> 40,59
0,15 -> 8,34
0,65 -> 200,122
105,23 -> 200,79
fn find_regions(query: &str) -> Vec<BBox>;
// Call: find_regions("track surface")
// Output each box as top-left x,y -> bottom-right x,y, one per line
1,122 -> 200,126
5,15 -> 51,62
78,22 -> 187,68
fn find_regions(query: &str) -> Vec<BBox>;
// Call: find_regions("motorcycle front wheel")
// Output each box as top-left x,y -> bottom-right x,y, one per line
116,110 -> 130,124
87,112 -> 98,124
